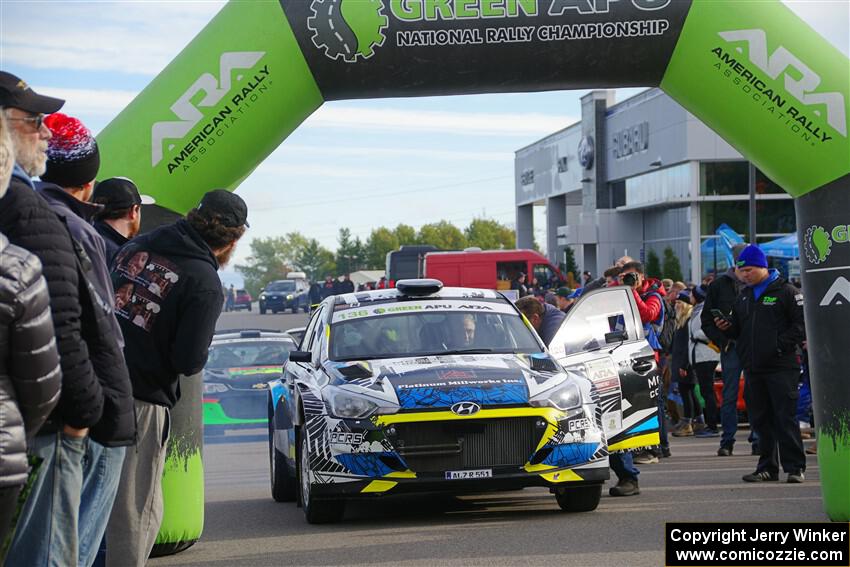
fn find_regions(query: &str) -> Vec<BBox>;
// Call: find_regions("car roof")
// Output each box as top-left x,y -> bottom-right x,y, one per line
211,329 -> 294,343
332,286 -> 505,308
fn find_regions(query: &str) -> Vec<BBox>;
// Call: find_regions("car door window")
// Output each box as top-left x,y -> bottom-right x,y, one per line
301,306 -> 324,351
548,287 -> 640,358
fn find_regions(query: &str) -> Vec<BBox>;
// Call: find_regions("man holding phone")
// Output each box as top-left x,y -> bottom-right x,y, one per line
714,244 -> 806,484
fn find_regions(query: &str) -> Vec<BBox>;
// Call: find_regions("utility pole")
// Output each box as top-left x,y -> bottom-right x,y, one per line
748,162 -> 757,243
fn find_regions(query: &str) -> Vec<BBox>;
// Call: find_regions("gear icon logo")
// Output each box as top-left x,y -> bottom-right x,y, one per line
308,0 -> 388,63
803,225 -> 832,265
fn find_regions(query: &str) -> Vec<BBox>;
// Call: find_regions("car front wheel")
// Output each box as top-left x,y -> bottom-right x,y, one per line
554,484 -> 602,512
269,405 -> 296,502
297,426 -> 345,523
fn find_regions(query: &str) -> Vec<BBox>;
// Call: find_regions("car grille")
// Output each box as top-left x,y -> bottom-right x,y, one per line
219,394 -> 266,420
393,418 -> 540,473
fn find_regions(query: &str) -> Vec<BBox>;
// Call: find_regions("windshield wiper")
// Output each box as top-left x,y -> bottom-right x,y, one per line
438,348 -> 495,355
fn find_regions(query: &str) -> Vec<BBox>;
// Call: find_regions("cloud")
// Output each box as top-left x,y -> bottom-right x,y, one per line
33,86 -> 137,124
280,144 -> 511,163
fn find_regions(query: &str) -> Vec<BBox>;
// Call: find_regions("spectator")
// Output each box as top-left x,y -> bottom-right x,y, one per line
688,285 -> 720,438
36,113 -> 135,567
225,284 -> 236,311
91,177 -> 154,264
514,295 -> 565,348
582,271 -> 593,287
321,275 -> 336,298
661,278 -> 673,297
543,290 -> 558,308
554,287 -> 574,313
0,116 -> 62,559
1,73 -> 105,567
106,189 -> 247,565
618,260 -> 670,463
701,244 -> 753,457
337,273 -> 355,294
308,282 -> 322,308
715,244 -> 806,483
671,292 -> 696,437
511,272 -> 528,297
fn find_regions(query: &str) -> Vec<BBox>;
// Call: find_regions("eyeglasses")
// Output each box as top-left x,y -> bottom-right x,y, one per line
6,114 -> 45,131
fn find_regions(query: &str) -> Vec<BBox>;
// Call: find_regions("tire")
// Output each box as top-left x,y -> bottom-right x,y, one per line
260,305 -> 266,315
246,304 -> 252,312
269,404 -> 296,502
291,304 -> 297,314
297,426 -> 345,523
554,484 -> 602,512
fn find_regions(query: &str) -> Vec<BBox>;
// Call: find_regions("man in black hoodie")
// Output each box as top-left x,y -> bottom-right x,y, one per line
106,189 -> 247,566
91,176 -> 154,264
35,113 -> 135,567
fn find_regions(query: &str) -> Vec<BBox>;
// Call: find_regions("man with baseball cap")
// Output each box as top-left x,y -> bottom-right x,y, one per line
92,177 -> 156,264
714,244 -> 806,484
106,189 -> 247,566
1,73 -> 107,565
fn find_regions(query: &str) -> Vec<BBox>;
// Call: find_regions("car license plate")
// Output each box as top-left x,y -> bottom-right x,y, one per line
445,469 -> 492,480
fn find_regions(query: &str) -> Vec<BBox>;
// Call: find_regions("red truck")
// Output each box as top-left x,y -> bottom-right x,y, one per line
423,249 -> 565,291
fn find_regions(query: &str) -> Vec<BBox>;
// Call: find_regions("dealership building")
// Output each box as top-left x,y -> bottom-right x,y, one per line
515,88 -> 796,282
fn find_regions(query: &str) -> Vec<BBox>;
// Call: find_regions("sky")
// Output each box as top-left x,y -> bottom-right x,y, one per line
1,0 -> 847,287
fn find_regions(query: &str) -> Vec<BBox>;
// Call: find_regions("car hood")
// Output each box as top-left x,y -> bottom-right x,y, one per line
324,353 -> 574,411
205,365 -> 282,387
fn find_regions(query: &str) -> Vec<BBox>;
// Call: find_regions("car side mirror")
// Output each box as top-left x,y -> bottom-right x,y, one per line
605,330 -> 628,344
288,351 -> 312,363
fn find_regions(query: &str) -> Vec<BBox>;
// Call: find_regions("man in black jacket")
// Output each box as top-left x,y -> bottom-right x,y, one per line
715,244 -> 806,483
106,189 -> 247,566
91,176 -> 154,264
1,72 -> 105,567
37,112 -> 135,567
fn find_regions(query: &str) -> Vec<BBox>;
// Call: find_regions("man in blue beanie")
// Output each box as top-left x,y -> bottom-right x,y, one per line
715,244 -> 806,483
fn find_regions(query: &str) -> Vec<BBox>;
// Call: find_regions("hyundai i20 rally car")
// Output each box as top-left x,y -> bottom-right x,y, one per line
267,280 -> 660,523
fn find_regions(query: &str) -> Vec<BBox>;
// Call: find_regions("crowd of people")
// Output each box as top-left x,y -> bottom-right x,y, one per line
516,246 -> 810,496
0,72 -> 248,566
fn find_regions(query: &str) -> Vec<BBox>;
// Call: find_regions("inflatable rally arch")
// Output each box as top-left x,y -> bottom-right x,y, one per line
96,0 -> 850,550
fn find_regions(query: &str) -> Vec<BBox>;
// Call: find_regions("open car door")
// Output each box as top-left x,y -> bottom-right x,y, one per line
548,287 -> 660,452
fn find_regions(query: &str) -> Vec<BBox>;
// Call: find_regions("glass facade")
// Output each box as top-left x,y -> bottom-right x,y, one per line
625,163 -> 691,207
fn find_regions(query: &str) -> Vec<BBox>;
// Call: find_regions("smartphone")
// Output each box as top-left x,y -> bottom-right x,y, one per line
711,309 -> 731,322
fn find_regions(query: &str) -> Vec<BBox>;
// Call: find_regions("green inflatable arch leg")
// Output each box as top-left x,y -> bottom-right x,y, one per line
95,1 -> 849,544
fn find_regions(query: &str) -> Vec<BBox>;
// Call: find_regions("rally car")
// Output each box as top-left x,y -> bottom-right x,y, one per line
204,329 -> 296,435
267,280 -> 660,523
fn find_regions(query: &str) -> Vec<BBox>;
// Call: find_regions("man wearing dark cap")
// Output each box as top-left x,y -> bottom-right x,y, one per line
106,189 -> 248,566
715,244 -> 806,484
1,73 -> 105,565
33,113 -> 135,567
92,177 -> 155,264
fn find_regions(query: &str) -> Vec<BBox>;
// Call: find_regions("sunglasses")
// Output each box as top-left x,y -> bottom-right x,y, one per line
6,113 -> 45,130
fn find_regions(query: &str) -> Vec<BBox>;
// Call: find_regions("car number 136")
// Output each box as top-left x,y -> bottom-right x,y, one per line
445,469 -> 493,480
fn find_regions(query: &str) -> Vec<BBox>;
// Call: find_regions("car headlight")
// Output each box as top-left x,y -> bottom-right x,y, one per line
203,382 -> 228,394
531,382 -> 582,411
325,388 -> 379,419
260,294 -> 266,300
286,294 -> 293,300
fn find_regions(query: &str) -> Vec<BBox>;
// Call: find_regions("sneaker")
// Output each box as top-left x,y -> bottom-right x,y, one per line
717,446 -> 733,457
661,446 -> 672,458
805,443 -> 817,455
692,421 -> 706,433
609,478 -> 640,497
672,423 -> 694,437
633,452 -> 659,465
695,428 -> 720,438
742,470 -> 779,483
787,471 -> 805,483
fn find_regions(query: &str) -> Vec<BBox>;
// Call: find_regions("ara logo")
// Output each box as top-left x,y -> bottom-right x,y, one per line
150,51 -> 265,167
820,276 -> 850,307
308,0 -> 389,63
450,401 -> 481,416
718,29 -> 847,137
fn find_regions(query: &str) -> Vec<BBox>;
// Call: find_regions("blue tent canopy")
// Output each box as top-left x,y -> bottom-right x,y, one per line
760,234 -> 799,259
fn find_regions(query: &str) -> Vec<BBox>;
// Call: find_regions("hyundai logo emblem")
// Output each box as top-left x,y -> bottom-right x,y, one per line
451,402 -> 481,416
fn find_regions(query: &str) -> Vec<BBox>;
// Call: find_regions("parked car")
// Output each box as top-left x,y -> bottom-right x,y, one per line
234,289 -> 252,311
260,279 -> 309,314
284,326 -> 307,347
204,329 -> 297,435
267,279 -> 660,523
424,249 -> 566,292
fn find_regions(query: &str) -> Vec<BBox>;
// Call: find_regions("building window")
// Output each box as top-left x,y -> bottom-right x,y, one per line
624,162 -> 691,207
755,168 -> 786,195
701,202 -> 748,237
700,161 -> 747,196
756,199 -> 796,235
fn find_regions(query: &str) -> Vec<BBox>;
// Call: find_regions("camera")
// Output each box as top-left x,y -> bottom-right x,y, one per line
621,272 -> 639,287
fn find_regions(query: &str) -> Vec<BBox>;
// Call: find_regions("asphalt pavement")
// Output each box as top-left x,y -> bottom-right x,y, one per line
153,308 -> 826,567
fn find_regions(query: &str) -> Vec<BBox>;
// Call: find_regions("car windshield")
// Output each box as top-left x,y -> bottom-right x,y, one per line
207,340 -> 296,369
329,301 -> 542,361
267,281 -> 296,292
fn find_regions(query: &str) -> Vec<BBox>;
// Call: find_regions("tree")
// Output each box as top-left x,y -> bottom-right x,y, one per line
465,218 -> 514,250
394,224 -> 418,246
564,246 -> 578,282
235,236 -> 296,296
336,227 -> 363,274
645,249 -> 662,279
662,247 -> 684,282
418,221 -> 468,250
364,227 -> 399,269
296,238 -> 336,282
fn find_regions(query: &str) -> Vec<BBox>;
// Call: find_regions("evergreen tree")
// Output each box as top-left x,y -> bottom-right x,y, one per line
662,247 -> 684,282
645,249 -> 662,279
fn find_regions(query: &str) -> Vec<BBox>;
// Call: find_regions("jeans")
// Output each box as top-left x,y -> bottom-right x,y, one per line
78,442 -> 126,567
7,431 -> 87,567
719,349 -> 742,448
609,452 -> 639,482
